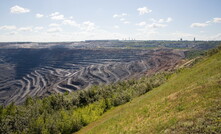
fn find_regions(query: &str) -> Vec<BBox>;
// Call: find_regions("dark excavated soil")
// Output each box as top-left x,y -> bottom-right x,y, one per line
0,48 -> 185,105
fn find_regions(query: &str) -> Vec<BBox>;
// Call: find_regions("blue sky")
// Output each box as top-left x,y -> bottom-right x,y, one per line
0,0 -> 221,42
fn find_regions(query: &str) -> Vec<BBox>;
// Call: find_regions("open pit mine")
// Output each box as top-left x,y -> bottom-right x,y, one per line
0,42 -> 186,105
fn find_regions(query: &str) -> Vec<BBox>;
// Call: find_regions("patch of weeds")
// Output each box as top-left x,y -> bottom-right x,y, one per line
176,104 -> 185,112
156,117 -> 178,133
168,106 -> 221,134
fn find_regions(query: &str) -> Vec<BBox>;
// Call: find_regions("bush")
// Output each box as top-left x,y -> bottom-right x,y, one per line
206,45 -> 221,56
0,73 -> 168,133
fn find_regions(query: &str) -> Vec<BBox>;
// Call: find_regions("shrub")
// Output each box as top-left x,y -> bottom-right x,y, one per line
0,73 -> 168,133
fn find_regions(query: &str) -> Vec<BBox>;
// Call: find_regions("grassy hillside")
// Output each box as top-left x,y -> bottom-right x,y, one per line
76,49 -> 221,133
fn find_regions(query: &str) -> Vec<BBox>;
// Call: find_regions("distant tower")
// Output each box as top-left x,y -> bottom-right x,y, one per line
180,38 -> 183,41
194,37 -> 196,42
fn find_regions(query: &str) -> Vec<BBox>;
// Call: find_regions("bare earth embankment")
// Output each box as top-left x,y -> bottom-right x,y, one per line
0,48 -> 184,105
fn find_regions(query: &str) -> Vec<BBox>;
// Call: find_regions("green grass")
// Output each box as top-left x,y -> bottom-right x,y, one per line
76,50 -> 221,133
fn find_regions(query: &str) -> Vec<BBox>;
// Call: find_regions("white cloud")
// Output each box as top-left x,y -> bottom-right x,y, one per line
113,14 -> 118,18
0,25 -> 17,30
172,32 -> 194,38
36,13 -> 44,18
49,23 -> 60,27
136,21 -> 146,26
120,18 -> 125,22
113,13 -> 130,24
50,12 -> 59,16
113,25 -> 119,29
10,5 -> 30,14
123,21 -> 130,24
47,27 -> 62,33
205,21 -> 211,24
213,18 -> 221,23
136,17 -> 172,29
18,27 -> 32,32
194,18 -> 221,26
150,18 -> 157,22
121,19 -> 130,24
190,17 -> 221,28
136,27 -> 158,40
137,7 -> 152,15
50,12 -> 64,20
190,23 -> 208,28
166,17 -> 173,23
81,21 -> 95,31
148,23 -> 166,28
34,27 -> 44,31
63,19 -> 80,27
113,13 -> 127,18
0,28 -> 128,42
152,17 -> 173,23
210,33 -> 221,40
9,31 -> 18,35
158,19 -> 164,23
122,13 -> 127,16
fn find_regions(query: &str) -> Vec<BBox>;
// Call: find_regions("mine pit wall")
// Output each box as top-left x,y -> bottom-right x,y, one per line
0,49 -> 185,105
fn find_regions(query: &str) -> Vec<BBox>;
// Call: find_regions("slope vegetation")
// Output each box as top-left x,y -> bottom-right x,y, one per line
77,49 -> 221,133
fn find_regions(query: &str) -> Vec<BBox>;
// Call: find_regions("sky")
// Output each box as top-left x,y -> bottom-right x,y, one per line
0,0 -> 221,42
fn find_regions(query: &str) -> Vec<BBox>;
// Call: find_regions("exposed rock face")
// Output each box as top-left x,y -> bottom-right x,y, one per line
0,48 -> 184,105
